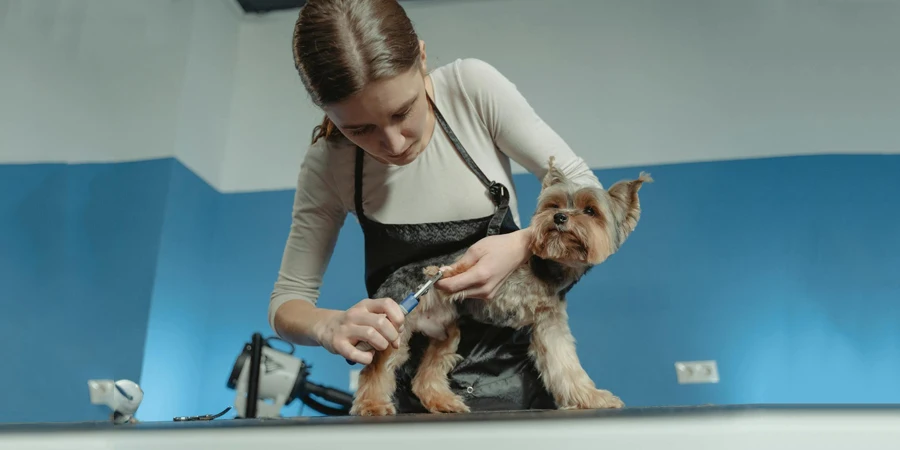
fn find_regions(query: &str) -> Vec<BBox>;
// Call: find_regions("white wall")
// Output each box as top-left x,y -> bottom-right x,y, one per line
172,0 -> 242,188
0,0 -> 241,188
219,0 -> 900,193
220,12 -> 321,193
0,0 -> 192,164
3,0 -> 899,192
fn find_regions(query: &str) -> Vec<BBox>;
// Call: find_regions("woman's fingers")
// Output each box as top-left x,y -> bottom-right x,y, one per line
341,298 -> 405,355
361,297 -> 405,329
349,323 -> 393,351
436,264 -> 491,297
435,246 -> 486,295
334,338 -> 373,365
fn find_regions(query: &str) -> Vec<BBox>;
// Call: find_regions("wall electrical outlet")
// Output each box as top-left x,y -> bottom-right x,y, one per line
674,360 -> 719,384
349,368 -> 361,391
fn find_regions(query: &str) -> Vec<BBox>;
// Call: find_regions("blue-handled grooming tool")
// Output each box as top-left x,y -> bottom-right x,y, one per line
346,270 -> 443,365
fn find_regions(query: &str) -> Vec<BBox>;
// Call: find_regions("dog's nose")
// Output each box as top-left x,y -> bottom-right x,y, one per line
553,213 -> 568,225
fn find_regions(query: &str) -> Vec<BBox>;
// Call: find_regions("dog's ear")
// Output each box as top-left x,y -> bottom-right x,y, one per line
607,172 -> 652,248
541,156 -> 570,190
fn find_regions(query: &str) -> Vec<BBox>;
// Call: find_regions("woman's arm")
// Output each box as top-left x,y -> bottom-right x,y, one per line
269,141 -> 348,345
453,57 -> 603,189
435,58 -> 600,298
269,142 -> 406,364
273,300 -> 340,347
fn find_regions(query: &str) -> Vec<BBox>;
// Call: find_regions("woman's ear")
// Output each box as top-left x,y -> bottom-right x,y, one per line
419,39 -> 428,72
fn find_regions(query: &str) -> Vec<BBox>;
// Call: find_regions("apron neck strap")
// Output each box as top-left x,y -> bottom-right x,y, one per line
354,147 -> 365,219
427,95 -> 510,209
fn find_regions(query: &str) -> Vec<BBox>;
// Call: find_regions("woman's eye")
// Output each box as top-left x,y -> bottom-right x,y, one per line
349,126 -> 371,136
584,206 -> 595,216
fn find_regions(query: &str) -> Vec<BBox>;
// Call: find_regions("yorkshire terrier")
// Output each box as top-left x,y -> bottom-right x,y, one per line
351,157 -> 651,416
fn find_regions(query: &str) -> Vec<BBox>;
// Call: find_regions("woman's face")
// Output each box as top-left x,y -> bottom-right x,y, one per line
322,53 -> 434,166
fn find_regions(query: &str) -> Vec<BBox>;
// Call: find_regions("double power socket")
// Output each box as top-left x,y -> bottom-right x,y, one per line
674,360 -> 719,384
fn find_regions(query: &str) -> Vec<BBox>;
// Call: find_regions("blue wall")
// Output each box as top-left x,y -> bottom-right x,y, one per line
1,154 -> 898,423
0,159 -> 173,423
558,156 -> 900,406
138,161 -> 220,420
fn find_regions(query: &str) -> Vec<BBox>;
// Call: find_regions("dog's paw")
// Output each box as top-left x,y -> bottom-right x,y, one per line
419,391 -> 471,414
560,389 -> 624,410
423,265 -> 441,278
435,262 -> 468,279
350,399 -> 397,416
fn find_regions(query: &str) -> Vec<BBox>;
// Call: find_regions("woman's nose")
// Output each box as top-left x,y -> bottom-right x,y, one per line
381,128 -> 407,155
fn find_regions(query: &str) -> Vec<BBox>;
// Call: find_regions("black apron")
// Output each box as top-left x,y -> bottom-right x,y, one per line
353,97 -> 557,413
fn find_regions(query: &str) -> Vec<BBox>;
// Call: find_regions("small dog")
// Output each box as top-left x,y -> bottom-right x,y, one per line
351,157 -> 651,415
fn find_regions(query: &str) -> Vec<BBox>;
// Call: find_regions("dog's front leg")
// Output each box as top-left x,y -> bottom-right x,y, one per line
529,308 -> 624,410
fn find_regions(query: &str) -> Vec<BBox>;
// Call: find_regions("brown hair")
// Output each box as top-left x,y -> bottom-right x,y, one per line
292,0 -> 422,144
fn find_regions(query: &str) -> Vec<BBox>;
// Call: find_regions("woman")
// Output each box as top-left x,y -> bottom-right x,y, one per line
270,0 -> 602,413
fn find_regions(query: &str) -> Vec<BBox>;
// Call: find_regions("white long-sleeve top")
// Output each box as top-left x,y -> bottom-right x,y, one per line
269,58 -> 601,331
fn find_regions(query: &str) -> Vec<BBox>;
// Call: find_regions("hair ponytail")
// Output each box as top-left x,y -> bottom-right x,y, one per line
311,115 -> 339,144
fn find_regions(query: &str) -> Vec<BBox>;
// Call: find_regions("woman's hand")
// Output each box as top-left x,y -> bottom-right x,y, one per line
312,298 -> 406,365
435,228 -> 534,300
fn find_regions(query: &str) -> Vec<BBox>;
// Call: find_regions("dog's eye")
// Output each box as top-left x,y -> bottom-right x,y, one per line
548,203 -> 559,209
583,206 -> 596,216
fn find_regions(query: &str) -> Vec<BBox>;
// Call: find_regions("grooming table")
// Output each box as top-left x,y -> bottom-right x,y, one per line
1,405 -> 898,450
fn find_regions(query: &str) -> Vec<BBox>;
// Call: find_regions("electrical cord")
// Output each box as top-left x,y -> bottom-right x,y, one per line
300,381 -> 353,416
264,335 -> 354,416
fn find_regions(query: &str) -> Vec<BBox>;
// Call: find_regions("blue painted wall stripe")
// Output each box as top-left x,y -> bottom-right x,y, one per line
1,154 -> 898,422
